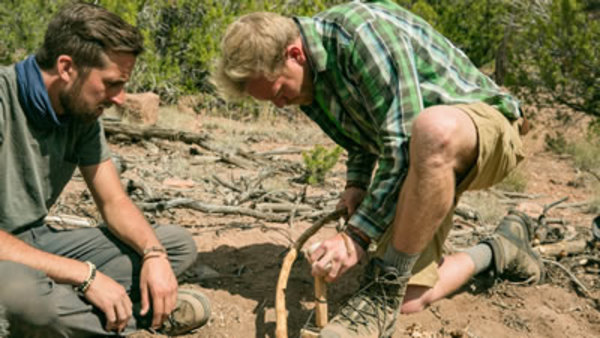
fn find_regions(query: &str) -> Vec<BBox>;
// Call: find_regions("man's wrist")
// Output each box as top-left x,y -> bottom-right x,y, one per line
142,245 -> 168,262
74,261 -> 97,294
344,225 -> 371,253
344,180 -> 368,191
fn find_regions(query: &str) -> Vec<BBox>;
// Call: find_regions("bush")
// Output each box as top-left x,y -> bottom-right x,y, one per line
2,0 -> 596,119
504,0 -> 600,117
301,145 -> 343,185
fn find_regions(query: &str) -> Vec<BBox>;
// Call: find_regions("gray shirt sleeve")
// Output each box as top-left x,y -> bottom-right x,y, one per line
74,120 -> 111,166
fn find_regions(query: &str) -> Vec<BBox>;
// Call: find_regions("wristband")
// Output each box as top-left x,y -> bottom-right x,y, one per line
142,245 -> 167,256
75,261 -> 97,294
344,226 -> 371,252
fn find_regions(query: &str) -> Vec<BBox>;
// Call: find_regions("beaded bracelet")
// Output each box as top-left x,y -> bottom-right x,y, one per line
75,261 -> 97,294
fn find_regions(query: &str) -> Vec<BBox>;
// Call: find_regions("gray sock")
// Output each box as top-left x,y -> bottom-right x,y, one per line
464,243 -> 493,275
383,245 -> 420,277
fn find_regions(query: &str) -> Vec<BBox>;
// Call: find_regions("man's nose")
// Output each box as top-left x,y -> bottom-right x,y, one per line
111,89 -> 126,106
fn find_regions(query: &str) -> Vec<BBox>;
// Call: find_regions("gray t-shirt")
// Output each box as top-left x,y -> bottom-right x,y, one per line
0,65 -> 111,233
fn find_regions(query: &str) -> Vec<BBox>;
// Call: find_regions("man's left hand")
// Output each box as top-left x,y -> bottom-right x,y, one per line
139,255 -> 178,329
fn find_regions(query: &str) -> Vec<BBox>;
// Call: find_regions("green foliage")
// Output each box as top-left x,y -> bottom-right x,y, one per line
0,0 -> 67,64
301,145 -> 343,185
505,0 -> 600,116
545,120 -> 600,175
1,0 -> 596,118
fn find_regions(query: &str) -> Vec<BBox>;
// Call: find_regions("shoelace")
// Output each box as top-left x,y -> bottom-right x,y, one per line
336,269 -> 401,334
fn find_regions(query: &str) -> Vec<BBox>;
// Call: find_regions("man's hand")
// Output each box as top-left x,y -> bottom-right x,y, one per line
336,187 -> 367,219
84,271 -> 133,333
309,232 -> 365,282
139,255 -> 178,329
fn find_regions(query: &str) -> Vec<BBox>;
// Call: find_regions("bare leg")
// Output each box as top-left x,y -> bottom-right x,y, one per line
391,106 -> 478,254
401,253 -> 476,314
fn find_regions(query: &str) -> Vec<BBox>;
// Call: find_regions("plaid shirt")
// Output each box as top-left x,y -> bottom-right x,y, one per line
294,0 -> 521,241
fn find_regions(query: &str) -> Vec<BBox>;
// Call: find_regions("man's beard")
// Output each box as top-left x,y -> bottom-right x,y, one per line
59,77 -> 108,124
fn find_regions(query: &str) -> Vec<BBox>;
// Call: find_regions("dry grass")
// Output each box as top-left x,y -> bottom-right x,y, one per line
460,191 -> 506,225
496,167 -> 529,193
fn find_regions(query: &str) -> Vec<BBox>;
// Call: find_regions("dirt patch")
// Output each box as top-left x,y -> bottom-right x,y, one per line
56,106 -> 599,337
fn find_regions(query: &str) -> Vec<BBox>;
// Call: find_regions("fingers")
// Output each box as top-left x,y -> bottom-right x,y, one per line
104,292 -> 132,332
113,298 -> 132,332
140,281 -> 149,316
104,306 -> 117,332
309,234 -> 361,282
151,295 -> 165,328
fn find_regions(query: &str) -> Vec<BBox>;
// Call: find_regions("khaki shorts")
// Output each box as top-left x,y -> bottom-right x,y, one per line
375,102 -> 525,287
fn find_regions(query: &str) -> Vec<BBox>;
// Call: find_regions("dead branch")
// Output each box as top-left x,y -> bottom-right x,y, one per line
542,196 -> 569,215
137,198 -> 289,222
44,215 -> 96,228
535,239 -> 587,258
103,121 -> 255,169
254,147 -> 304,157
543,259 -> 597,301
554,201 -> 592,209
491,189 -> 545,199
454,206 -> 481,221
256,203 -> 313,213
276,208 -> 347,338
212,175 -> 243,193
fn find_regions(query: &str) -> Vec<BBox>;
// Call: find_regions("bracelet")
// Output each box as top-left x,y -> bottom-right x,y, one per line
75,261 -> 97,294
143,252 -> 168,262
143,245 -> 167,256
344,226 -> 371,252
344,180 -> 368,191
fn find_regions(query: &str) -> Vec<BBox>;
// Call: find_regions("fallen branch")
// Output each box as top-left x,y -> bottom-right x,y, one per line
543,259 -> 597,302
137,198 -> 289,222
256,203 -> 313,213
491,188 -> 545,199
44,215 -> 96,228
103,121 -> 255,169
534,239 -> 587,258
275,208 -> 347,338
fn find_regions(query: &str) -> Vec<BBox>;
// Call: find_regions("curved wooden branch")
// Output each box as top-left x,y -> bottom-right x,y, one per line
275,208 -> 347,338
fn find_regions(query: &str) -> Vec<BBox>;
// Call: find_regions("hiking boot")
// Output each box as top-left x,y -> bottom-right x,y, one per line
160,288 -> 211,336
482,210 -> 544,283
320,259 -> 409,338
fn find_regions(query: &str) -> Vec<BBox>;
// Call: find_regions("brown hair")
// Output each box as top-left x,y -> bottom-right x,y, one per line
212,12 -> 299,99
36,2 -> 144,70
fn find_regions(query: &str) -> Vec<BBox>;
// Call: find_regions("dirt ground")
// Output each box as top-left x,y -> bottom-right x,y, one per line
55,103 -> 600,337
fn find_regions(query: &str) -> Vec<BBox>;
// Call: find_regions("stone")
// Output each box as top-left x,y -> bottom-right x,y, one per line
117,92 -> 160,126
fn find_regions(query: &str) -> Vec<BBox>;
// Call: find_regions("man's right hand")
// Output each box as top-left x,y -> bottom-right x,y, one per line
84,271 -> 132,333
336,186 -> 367,219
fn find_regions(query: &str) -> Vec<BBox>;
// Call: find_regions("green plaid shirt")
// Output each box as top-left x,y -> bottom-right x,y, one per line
294,0 -> 521,241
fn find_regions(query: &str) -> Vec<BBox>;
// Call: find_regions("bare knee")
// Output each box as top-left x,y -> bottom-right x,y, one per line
410,106 -> 477,173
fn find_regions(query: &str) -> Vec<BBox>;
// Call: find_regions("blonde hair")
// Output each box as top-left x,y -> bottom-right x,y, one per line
212,12 -> 299,99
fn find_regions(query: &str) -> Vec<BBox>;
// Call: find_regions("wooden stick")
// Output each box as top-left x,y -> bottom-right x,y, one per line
275,208 -> 346,338
534,239 -> 587,258
314,276 -> 328,328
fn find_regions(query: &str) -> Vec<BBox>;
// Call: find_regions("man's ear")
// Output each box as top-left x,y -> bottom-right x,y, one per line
285,40 -> 306,65
56,55 -> 76,82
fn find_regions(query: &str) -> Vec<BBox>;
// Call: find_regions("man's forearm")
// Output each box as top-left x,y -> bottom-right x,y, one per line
99,195 -> 162,255
0,230 -> 91,285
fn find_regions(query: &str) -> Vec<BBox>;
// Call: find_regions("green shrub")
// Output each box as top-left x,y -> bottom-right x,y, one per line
302,145 -> 343,185
504,0 -> 600,117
